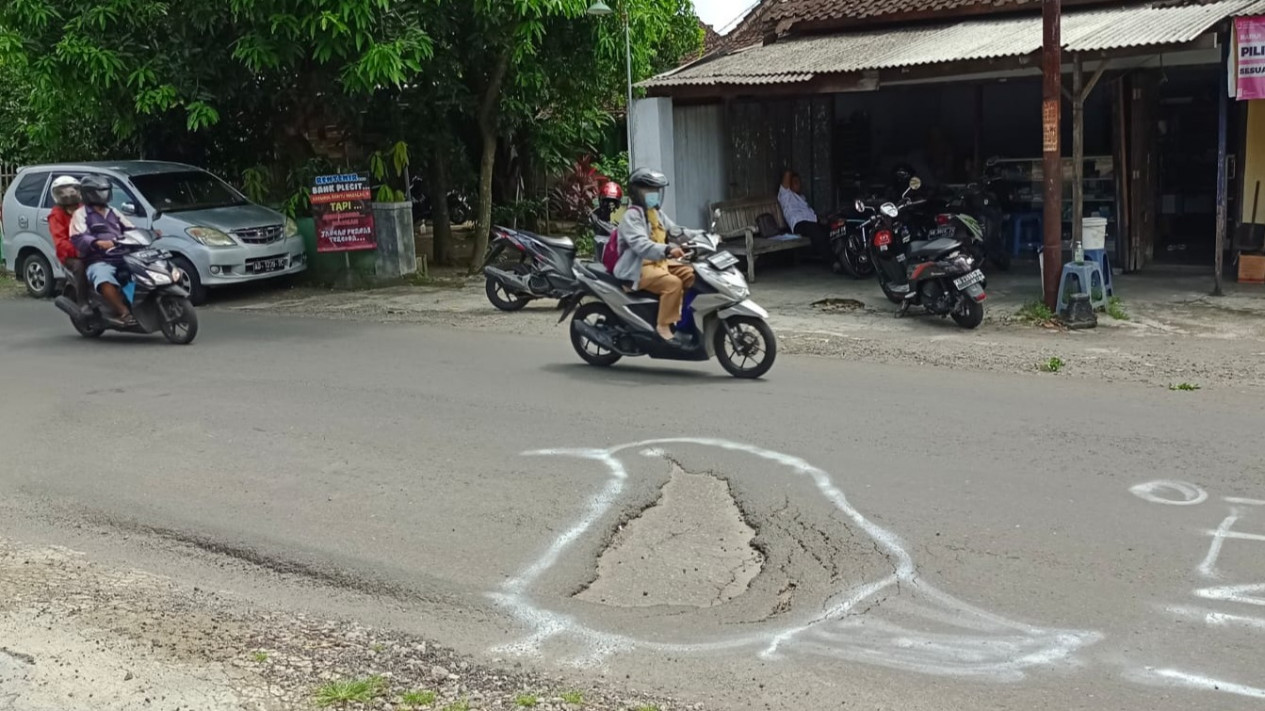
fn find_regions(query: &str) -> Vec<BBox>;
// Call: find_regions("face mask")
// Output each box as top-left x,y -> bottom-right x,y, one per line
644,192 -> 662,210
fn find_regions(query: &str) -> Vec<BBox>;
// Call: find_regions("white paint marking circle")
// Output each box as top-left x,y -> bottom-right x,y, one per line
1129,480 -> 1208,506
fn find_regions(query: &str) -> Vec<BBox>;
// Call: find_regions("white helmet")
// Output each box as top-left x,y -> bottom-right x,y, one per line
50,176 -> 82,207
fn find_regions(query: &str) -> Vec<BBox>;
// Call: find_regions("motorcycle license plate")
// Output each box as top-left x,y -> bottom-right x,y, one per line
707,251 -> 739,270
954,270 -> 985,290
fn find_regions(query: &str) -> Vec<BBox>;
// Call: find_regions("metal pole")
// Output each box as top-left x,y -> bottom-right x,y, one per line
624,8 -> 635,170
1041,0 -> 1064,310
1071,54 -> 1084,259
1214,34 -> 1229,297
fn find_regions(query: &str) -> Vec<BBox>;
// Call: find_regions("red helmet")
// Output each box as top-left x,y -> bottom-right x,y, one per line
600,181 -> 623,201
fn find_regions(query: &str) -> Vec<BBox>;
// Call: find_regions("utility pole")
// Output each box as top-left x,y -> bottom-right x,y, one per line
1042,0 -> 1063,309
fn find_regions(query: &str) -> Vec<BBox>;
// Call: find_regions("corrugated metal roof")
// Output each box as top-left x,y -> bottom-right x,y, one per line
644,0 -> 1253,89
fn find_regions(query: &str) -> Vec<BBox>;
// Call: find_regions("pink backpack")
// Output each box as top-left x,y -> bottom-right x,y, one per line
601,205 -> 643,272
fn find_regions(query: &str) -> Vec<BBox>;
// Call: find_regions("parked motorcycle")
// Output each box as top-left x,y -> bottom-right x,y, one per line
557,220 -> 777,379
860,178 -> 987,329
929,181 -> 1011,272
53,229 -> 199,344
826,211 -> 875,279
482,225 -> 581,311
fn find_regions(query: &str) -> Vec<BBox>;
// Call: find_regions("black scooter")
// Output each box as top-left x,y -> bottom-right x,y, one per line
53,229 -> 199,344
859,178 -> 988,330
481,225 -> 581,311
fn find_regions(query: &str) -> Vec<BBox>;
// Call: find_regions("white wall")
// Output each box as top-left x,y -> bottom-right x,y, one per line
672,104 -> 727,228
631,98 -> 677,214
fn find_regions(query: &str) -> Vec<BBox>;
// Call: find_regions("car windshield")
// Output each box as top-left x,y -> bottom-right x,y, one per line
130,170 -> 248,212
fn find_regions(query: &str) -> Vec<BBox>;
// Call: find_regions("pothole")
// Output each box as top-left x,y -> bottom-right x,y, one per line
576,464 -> 764,608
812,298 -> 865,313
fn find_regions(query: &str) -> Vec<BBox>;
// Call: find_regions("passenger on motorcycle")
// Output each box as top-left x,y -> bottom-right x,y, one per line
48,176 -> 91,304
595,180 -> 624,224
70,175 -> 136,327
613,168 -> 697,346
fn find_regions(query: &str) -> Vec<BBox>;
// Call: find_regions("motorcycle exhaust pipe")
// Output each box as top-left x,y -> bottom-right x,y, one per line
572,319 -> 622,353
483,266 -> 532,295
54,296 -> 82,320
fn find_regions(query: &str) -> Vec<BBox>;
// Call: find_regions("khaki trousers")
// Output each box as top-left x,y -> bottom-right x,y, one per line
639,262 -> 696,329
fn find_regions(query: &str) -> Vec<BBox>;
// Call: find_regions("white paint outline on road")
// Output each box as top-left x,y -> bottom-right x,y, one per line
1129,480 -> 1208,506
1131,668 -> 1265,700
489,438 -> 1100,677
1193,582 -> 1265,608
1166,605 -> 1265,631
1198,513 -> 1244,579
1225,497 -> 1265,506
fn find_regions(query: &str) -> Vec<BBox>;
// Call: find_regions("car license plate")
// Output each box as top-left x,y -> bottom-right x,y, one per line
248,256 -> 288,275
954,270 -> 985,289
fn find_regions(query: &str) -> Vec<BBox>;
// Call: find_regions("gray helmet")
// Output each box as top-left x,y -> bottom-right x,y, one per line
80,175 -> 112,207
628,168 -> 669,209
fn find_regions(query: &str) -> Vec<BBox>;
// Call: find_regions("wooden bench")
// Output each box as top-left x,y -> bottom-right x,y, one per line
708,196 -> 812,282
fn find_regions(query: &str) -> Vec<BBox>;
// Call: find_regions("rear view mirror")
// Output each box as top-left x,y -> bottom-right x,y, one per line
854,199 -> 865,213
121,202 -> 138,216
909,177 -> 923,191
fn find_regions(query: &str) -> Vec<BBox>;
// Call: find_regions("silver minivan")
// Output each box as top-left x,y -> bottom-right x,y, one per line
1,161 -> 307,303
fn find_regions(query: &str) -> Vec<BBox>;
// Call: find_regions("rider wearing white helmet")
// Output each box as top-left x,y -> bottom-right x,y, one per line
48,176 -> 92,305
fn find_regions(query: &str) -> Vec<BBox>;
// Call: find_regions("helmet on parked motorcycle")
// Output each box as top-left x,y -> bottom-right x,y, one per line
600,180 -> 623,201
50,176 -> 82,207
628,168 -> 669,210
79,175 -> 113,207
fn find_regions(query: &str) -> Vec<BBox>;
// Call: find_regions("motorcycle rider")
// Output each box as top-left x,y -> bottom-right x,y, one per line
48,176 -> 91,307
595,180 -> 624,224
613,168 -> 696,346
70,175 -> 136,327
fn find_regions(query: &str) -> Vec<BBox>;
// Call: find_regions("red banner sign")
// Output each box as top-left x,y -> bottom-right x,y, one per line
313,173 -> 376,253
1236,17 -> 1265,101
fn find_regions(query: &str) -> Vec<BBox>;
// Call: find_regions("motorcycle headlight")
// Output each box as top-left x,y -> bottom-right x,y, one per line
186,226 -> 236,247
170,267 -> 185,283
285,217 -> 299,238
146,269 -> 173,285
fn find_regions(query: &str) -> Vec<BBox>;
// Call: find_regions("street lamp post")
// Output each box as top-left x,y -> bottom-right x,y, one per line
587,0 -> 635,170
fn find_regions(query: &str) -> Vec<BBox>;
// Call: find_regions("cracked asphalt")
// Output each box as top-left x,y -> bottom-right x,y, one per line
3,297 -> 1265,710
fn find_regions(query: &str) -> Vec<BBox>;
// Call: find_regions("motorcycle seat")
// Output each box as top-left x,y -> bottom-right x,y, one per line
524,231 -> 575,249
581,263 -> 657,300
908,237 -> 962,260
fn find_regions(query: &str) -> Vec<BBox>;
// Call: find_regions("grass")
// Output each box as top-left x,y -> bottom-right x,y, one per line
1169,382 -> 1201,392
1040,356 -> 1065,374
631,706 -> 661,711
1105,295 -> 1129,321
559,690 -> 584,705
250,651 -> 269,663
515,693 -> 539,707
313,676 -> 388,708
1015,300 -> 1055,325
401,689 -> 437,707
0,272 -> 23,298
441,700 -> 470,711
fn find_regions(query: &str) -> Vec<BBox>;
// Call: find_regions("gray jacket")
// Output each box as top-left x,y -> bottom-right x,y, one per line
613,207 -> 698,288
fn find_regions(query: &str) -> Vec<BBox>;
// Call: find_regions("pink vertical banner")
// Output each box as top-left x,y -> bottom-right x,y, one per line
1236,16 -> 1265,101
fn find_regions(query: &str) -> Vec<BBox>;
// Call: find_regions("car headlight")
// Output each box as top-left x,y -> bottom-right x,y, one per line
285,217 -> 299,238
186,226 -> 236,247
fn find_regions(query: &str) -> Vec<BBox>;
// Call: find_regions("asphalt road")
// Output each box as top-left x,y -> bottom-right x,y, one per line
2,297 -> 1265,710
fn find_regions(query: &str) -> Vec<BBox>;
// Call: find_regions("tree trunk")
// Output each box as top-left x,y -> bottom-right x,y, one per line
431,143 -> 454,266
468,47 -> 513,273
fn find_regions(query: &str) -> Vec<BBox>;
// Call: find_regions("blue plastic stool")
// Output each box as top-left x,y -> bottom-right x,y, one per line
1057,261 -> 1107,313
1010,213 -> 1043,257
1082,248 -> 1114,297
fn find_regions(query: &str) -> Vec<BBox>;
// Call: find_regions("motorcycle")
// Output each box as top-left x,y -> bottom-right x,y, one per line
481,225 -> 581,311
557,218 -> 777,379
860,178 -> 988,330
927,181 -> 1011,272
826,211 -> 875,279
53,229 -> 199,344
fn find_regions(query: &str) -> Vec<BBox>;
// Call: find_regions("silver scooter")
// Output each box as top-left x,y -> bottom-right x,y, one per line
556,214 -> 777,379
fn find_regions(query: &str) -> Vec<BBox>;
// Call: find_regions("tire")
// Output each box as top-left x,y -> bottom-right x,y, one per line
952,298 -> 985,330
159,297 -> 199,344
570,302 -> 622,367
171,256 -> 208,306
485,265 -> 532,312
21,252 -> 54,299
73,316 -> 104,339
714,316 -> 777,379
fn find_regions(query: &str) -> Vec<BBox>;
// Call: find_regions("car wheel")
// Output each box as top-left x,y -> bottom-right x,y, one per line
21,252 -> 55,299
171,255 -> 208,306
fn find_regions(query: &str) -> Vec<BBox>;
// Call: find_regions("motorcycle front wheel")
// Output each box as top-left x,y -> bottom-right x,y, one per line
715,317 -> 777,379
570,302 -> 623,367
160,297 -> 199,345
952,298 -> 985,330
877,274 -> 905,304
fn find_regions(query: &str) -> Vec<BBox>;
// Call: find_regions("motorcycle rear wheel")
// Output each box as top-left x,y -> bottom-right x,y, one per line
74,317 -> 104,338
485,262 -> 532,312
570,302 -> 623,367
878,275 -> 904,304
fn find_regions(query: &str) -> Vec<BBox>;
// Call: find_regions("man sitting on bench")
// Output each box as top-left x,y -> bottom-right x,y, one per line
778,170 -> 830,263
